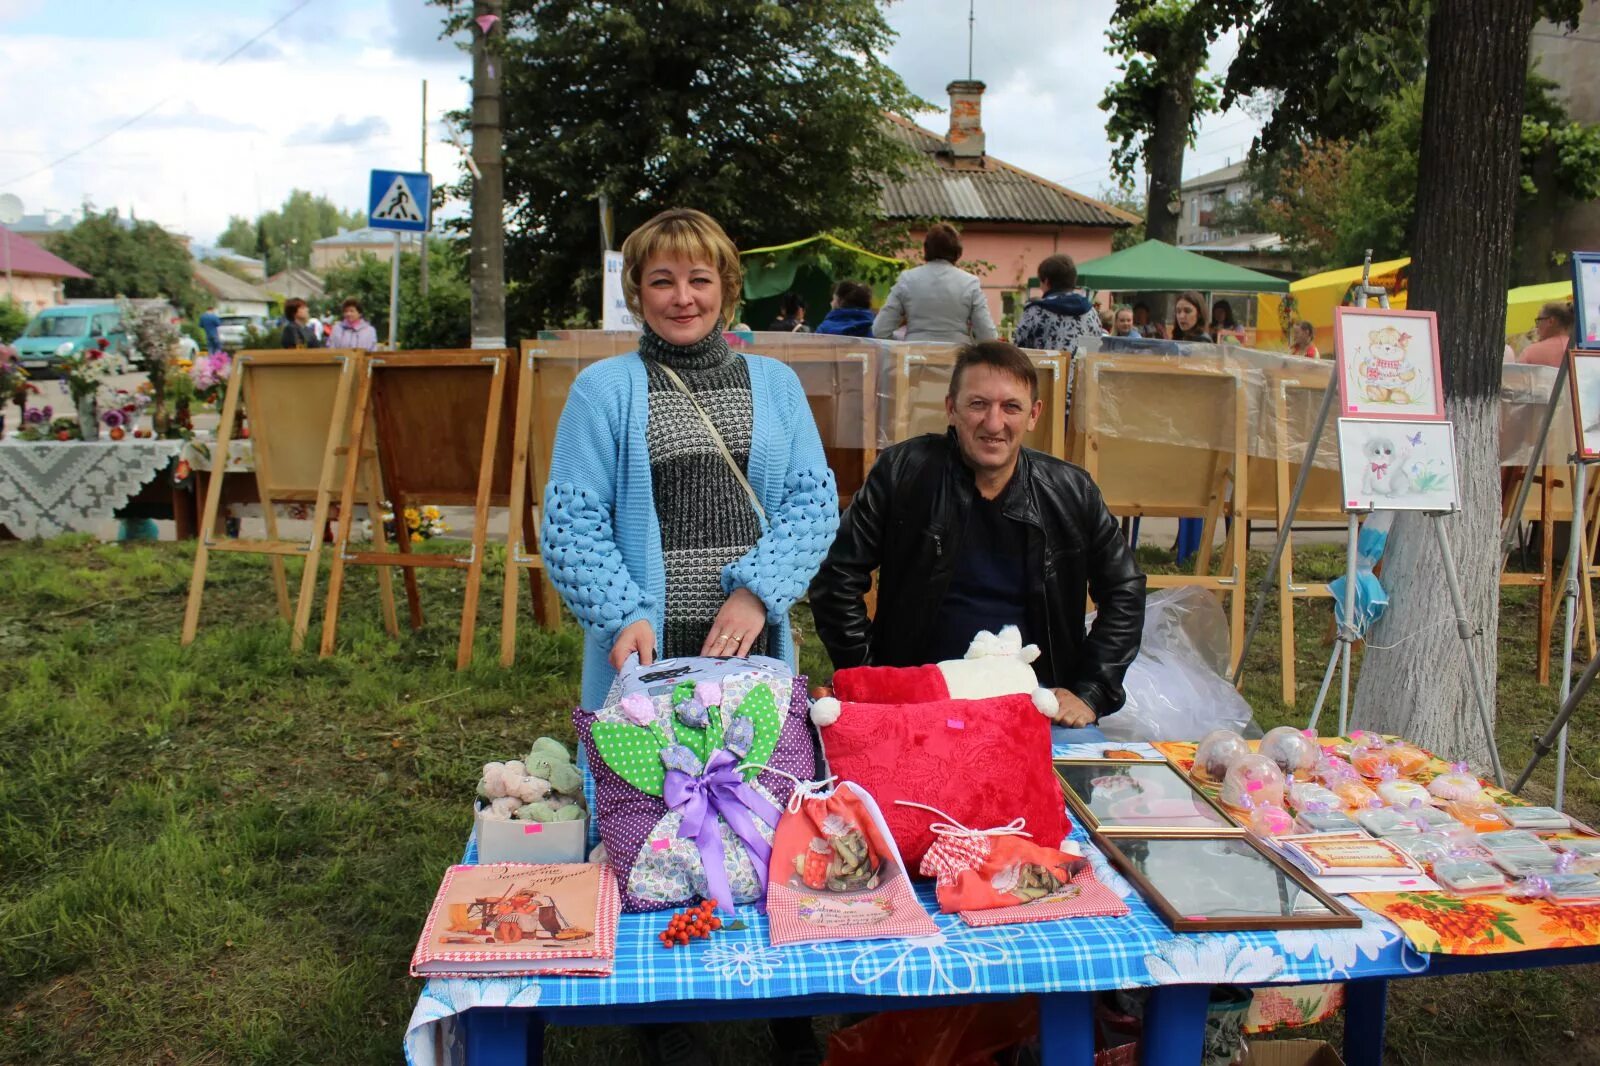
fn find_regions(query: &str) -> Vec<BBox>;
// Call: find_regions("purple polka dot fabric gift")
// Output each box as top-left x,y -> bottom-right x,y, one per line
575,662 -> 817,913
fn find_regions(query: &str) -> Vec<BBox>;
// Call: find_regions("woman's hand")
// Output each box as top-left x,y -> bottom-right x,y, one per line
701,588 -> 768,658
610,619 -> 657,670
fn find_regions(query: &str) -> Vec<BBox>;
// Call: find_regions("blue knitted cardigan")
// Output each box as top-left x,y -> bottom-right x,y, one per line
541,350 -> 840,709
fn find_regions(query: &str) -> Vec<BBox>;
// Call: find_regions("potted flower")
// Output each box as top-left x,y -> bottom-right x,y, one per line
15,403 -> 53,441
0,343 -> 26,438
58,339 -> 120,440
187,350 -> 232,408
120,299 -> 180,435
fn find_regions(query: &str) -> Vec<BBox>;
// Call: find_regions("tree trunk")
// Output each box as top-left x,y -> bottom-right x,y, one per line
1350,0 -> 1536,767
1143,67 -> 1195,246
470,0 -> 506,348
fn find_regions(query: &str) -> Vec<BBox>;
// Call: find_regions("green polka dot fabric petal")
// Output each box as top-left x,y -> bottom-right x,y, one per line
735,682 -> 783,781
590,721 -> 667,796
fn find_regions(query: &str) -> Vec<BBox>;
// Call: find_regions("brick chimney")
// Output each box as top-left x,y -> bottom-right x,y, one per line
944,80 -> 986,162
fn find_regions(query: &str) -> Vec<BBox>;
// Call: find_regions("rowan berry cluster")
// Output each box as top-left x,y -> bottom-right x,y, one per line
657,900 -> 722,948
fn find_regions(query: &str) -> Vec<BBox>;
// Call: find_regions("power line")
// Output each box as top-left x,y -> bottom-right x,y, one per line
2,0 -> 317,186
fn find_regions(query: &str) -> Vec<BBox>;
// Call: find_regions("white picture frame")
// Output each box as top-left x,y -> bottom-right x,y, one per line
1337,418 -> 1460,513
1568,349 -> 1600,458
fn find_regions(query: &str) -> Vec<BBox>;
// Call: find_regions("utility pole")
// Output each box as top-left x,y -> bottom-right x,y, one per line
469,1 -> 505,349
420,78 -> 429,299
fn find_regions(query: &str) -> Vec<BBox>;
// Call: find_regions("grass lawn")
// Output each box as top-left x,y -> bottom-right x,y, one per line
2,535 -> 1599,1064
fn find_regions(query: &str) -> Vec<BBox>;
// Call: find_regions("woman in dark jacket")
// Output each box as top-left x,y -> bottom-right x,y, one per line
279,298 -> 323,349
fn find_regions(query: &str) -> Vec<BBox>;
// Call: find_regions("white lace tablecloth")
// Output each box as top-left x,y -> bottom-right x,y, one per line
180,437 -> 254,474
0,439 -> 185,538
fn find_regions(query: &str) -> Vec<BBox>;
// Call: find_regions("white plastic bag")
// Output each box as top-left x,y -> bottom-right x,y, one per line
1093,587 -> 1255,742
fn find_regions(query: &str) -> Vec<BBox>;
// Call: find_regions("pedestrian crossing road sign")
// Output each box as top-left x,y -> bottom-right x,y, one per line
368,169 -> 431,232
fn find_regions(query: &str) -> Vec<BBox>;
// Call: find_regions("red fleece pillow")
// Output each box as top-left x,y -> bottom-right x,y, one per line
819,693 -> 1071,869
830,664 -> 949,704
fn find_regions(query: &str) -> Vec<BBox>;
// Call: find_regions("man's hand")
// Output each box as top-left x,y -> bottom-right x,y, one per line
1050,688 -> 1097,728
701,588 -> 768,658
610,619 -> 657,670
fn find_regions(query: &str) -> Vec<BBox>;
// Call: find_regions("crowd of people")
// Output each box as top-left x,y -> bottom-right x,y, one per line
754,228 -> 1342,355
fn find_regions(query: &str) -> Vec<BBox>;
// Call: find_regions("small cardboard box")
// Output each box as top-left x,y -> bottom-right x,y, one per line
1239,1039 -> 1345,1066
474,803 -> 588,864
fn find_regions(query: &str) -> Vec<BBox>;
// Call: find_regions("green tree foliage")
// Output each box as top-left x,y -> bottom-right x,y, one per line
1099,0 -> 1254,243
218,190 -> 366,275
319,239 -> 472,350
1223,0 -> 1582,151
429,0 -> 926,336
0,296 -> 28,343
1097,188 -> 1148,251
1249,75 -> 1600,277
51,209 -> 201,316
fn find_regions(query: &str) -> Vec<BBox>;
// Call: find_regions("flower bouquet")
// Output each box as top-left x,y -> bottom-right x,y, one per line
187,350 -> 232,407
59,340 -> 121,439
120,299 -> 180,432
383,503 -> 449,544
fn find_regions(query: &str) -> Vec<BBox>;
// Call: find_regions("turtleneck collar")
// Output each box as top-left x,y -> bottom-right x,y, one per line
638,320 -> 733,371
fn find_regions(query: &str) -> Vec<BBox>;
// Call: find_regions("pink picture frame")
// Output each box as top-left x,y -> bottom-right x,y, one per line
1333,306 -> 1447,422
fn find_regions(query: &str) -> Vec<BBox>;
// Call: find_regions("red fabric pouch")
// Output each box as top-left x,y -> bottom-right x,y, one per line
819,693 -> 1070,868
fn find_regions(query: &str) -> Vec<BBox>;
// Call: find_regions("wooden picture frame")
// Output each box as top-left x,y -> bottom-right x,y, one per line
1574,251 -> 1600,351
1053,759 -> 1243,837
1333,306 -> 1446,421
1568,348 -> 1600,459
1094,831 -> 1362,932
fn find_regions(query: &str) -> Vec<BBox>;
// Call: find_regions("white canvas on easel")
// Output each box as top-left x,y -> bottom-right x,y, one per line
1336,419 -> 1460,514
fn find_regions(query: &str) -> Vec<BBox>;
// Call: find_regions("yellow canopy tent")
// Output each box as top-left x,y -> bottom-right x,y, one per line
1506,280 -> 1574,338
1258,257 -> 1411,352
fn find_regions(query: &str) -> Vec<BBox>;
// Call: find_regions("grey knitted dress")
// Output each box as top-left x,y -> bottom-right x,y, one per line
639,324 -> 768,659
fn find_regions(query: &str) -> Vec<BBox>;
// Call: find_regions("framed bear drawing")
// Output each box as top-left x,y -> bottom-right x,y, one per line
1334,306 -> 1446,421
1336,418 -> 1460,513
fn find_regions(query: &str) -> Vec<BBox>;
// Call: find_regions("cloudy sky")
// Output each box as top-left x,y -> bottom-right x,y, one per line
0,0 -> 1260,246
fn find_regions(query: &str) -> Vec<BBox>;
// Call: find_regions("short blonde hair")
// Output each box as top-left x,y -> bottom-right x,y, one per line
621,208 -> 743,326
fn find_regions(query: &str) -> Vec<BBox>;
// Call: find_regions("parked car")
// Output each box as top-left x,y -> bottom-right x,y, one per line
216,314 -> 265,349
12,303 -> 126,379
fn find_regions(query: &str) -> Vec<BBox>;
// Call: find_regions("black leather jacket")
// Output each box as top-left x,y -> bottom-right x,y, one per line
808,431 -> 1146,718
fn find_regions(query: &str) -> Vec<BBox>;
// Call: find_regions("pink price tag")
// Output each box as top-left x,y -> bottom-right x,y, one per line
522,823 -> 543,835
1185,915 -> 1210,921
651,838 -> 671,852
946,719 -> 965,731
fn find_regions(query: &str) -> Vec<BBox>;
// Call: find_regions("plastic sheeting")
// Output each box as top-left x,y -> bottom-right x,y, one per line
1093,587 -> 1256,743
521,332 -> 1577,515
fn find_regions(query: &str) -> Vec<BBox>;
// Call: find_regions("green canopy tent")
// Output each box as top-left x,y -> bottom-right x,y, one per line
740,234 -> 906,330
1075,239 -> 1290,295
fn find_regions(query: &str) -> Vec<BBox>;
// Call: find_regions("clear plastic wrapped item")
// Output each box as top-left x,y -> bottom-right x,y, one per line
1259,726 -> 1320,777
1502,806 -> 1570,831
1427,763 -> 1486,803
1219,754 -> 1287,810
1443,800 -> 1510,833
1434,858 -> 1508,895
1491,847 -> 1561,877
1193,728 -> 1251,782
1355,807 -> 1420,838
1377,779 -> 1432,807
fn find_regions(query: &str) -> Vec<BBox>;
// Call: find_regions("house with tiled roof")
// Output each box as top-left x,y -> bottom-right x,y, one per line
0,224 -> 91,315
193,261 -> 272,320
310,227 -> 421,272
880,81 -> 1138,325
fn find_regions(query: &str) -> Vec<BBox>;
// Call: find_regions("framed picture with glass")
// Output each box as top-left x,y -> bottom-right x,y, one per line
1573,250 -> 1600,350
1095,832 -> 1362,932
1054,759 -> 1243,837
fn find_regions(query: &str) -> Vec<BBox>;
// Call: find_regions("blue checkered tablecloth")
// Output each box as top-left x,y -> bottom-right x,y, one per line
405,743 -> 1428,1065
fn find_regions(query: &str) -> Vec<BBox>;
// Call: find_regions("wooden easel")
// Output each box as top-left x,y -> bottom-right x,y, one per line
1073,353 -> 1251,673
1242,364 -> 1347,704
499,341 -> 576,666
181,349 -> 392,651
320,349 -> 509,670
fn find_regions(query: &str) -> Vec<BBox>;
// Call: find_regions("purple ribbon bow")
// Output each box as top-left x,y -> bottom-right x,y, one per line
665,749 -> 781,914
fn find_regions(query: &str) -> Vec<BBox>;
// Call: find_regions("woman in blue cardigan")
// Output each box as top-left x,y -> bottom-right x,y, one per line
540,208 -> 840,711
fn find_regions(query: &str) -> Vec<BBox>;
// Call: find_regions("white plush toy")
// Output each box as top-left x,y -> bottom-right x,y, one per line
811,625 -> 1059,727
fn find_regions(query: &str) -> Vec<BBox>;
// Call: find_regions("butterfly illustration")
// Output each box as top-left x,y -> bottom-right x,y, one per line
1407,431 -> 1424,447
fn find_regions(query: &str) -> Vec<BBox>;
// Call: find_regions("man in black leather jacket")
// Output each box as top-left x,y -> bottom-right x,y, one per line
809,340 -> 1146,727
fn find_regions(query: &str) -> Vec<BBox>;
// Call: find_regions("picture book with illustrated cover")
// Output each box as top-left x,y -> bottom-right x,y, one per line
411,863 -> 619,978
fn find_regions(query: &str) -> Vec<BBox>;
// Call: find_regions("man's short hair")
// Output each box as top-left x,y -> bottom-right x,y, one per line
1038,254 -> 1077,292
1542,301 -> 1575,331
924,222 -> 963,263
833,280 -> 872,309
948,340 -> 1039,403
